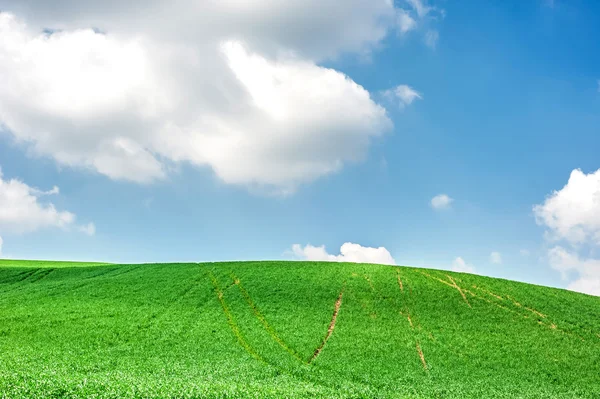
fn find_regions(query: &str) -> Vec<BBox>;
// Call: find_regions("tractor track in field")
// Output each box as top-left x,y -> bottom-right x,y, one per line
209,271 -> 266,363
310,286 -> 344,364
0,269 -> 38,284
45,265 -> 145,297
395,272 -> 432,371
416,341 -> 428,371
0,269 -> 46,294
397,272 -> 404,292
138,275 -> 204,330
363,275 -> 375,291
419,271 -> 588,340
29,268 -> 55,283
447,275 -> 471,308
230,274 -> 306,363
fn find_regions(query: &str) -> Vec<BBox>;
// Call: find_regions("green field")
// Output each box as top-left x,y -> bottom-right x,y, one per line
0,260 -> 598,398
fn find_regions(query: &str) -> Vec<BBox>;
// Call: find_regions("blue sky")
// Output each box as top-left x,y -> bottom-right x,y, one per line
0,0 -> 599,294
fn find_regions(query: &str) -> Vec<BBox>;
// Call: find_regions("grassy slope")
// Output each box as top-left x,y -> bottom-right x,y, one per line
0,261 -> 598,398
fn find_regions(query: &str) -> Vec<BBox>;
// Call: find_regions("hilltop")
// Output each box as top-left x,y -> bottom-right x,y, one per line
0,260 -> 598,398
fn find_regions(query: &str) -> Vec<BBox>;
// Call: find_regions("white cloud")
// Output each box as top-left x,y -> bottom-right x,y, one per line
533,169 -> 600,246
383,84 -> 422,109
407,0 -> 434,18
430,194 -> 453,210
78,223 -> 96,236
534,169 -> 600,296
451,257 -> 475,274
291,242 -> 396,265
547,246 -> 600,296
0,167 -> 91,235
0,0 -> 445,193
397,10 -> 417,34
490,251 -> 502,264
520,249 -> 530,256
424,30 -> 439,49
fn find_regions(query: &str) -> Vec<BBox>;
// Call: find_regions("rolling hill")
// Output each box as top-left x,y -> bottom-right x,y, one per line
0,259 -> 598,398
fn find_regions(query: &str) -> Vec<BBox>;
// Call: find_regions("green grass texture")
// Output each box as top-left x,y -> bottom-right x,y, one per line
0,260 -> 598,398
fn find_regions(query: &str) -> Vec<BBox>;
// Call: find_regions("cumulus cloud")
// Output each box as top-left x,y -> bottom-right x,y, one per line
534,169 -> 600,296
451,257 -> 476,274
547,246 -> 600,296
490,251 -> 502,264
0,1 -> 446,193
430,194 -> 453,210
0,167 -> 92,235
383,84 -> 422,109
534,169 -> 600,245
291,242 -> 396,265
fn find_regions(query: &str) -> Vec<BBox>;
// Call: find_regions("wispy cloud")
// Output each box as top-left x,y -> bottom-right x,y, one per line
382,84 -> 422,109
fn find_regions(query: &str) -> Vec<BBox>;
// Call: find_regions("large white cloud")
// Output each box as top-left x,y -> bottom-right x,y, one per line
534,169 -> 600,245
0,168 -> 93,236
291,242 -> 396,265
534,169 -> 600,296
0,1 -> 440,193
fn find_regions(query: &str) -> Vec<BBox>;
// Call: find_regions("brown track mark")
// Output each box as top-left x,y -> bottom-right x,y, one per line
524,307 -> 546,319
208,272 -> 265,362
363,275 -> 375,291
472,285 -> 503,300
416,341 -> 427,371
310,287 -> 344,364
418,271 -> 473,307
447,275 -> 471,308
231,274 -> 305,363
397,271 -> 404,292
506,295 -> 522,307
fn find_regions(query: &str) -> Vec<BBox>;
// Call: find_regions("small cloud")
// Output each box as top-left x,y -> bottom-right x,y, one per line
397,9 -> 417,34
452,257 -> 476,274
430,194 -> 453,210
290,242 -> 396,265
78,223 -> 96,236
424,30 -> 439,49
382,84 -> 422,109
490,251 -> 502,264
520,249 -> 530,257
407,0 -> 433,18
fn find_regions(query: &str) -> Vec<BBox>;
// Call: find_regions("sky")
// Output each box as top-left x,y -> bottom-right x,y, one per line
0,0 -> 599,295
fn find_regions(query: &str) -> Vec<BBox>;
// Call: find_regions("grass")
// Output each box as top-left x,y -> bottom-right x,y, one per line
0,260 -> 598,398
